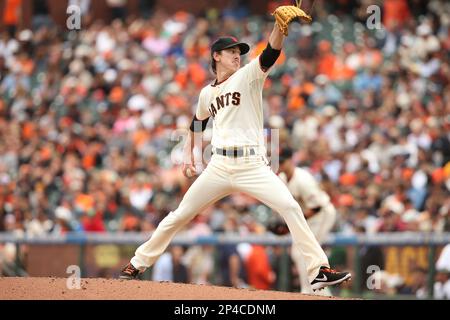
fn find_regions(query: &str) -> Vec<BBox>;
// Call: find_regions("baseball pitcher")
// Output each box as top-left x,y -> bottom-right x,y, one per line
120,2 -> 351,292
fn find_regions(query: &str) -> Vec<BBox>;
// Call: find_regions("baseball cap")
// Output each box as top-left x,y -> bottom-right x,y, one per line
279,148 -> 294,164
211,36 -> 250,56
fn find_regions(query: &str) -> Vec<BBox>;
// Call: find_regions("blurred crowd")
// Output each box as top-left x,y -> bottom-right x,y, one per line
0,0 -> 448,236
0,0 -> 450,296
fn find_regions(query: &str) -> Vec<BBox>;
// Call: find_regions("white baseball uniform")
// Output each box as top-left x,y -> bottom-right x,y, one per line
279,167 -> 337,294
130,55 -> 330,284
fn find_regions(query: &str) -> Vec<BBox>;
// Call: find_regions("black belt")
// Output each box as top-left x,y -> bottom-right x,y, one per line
214,147 -> 256,158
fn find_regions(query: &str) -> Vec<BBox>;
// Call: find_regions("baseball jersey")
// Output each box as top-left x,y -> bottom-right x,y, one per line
195,55 -> 271,149
279,167 -> 331,210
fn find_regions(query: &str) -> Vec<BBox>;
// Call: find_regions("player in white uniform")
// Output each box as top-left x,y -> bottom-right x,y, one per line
120,19 -> 351,292
278,148 -> 337,295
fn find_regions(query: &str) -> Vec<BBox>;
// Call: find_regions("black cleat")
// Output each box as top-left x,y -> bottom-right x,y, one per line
311,266 -> 351,291
119,262 -> 140,280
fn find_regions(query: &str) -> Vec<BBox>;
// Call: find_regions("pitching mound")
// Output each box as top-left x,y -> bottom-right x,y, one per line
0,277 -> 347,300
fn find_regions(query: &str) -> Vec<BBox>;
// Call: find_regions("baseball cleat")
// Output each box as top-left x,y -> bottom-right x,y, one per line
311,266 -> 351,291
119,262 -> 140,280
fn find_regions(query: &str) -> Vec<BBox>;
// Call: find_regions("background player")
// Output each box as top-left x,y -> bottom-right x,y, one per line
120,5 -> 351,292
278,148 -> 337,295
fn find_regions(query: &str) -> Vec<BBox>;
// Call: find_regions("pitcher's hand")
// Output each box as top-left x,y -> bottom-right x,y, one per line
182,163 -> 197,178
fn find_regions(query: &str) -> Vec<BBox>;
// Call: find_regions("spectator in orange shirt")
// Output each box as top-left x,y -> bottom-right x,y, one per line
238,223 -> 275,290
3,0 -> 22,37
384,0 -> 411,31
245,244 -> 275,290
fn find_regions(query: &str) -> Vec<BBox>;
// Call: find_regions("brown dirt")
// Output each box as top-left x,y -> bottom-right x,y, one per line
0,277 -> 349,300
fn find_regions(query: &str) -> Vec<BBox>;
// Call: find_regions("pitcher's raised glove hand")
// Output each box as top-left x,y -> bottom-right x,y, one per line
272,3 -> 312,36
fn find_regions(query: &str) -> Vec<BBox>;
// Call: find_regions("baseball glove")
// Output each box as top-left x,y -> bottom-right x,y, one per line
267,220 -> 290,236
272,3 -> 312,36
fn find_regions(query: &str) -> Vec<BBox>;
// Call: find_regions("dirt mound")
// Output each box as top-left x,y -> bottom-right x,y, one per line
0,277 -> 347,300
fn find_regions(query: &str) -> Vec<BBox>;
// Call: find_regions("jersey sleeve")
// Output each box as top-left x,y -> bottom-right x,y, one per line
295,170 -> 331,209
243,55 -> 272,83
195,88 -> 210,120
278,172 -> 288,184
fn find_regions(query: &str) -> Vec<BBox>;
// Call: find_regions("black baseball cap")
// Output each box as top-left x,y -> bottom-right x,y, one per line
211,36 -> 250,56
279,148 -> 294,164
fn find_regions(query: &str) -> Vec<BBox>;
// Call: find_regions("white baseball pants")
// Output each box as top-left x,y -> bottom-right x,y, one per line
291,204 -> 336,294
131,154 -> 329,283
